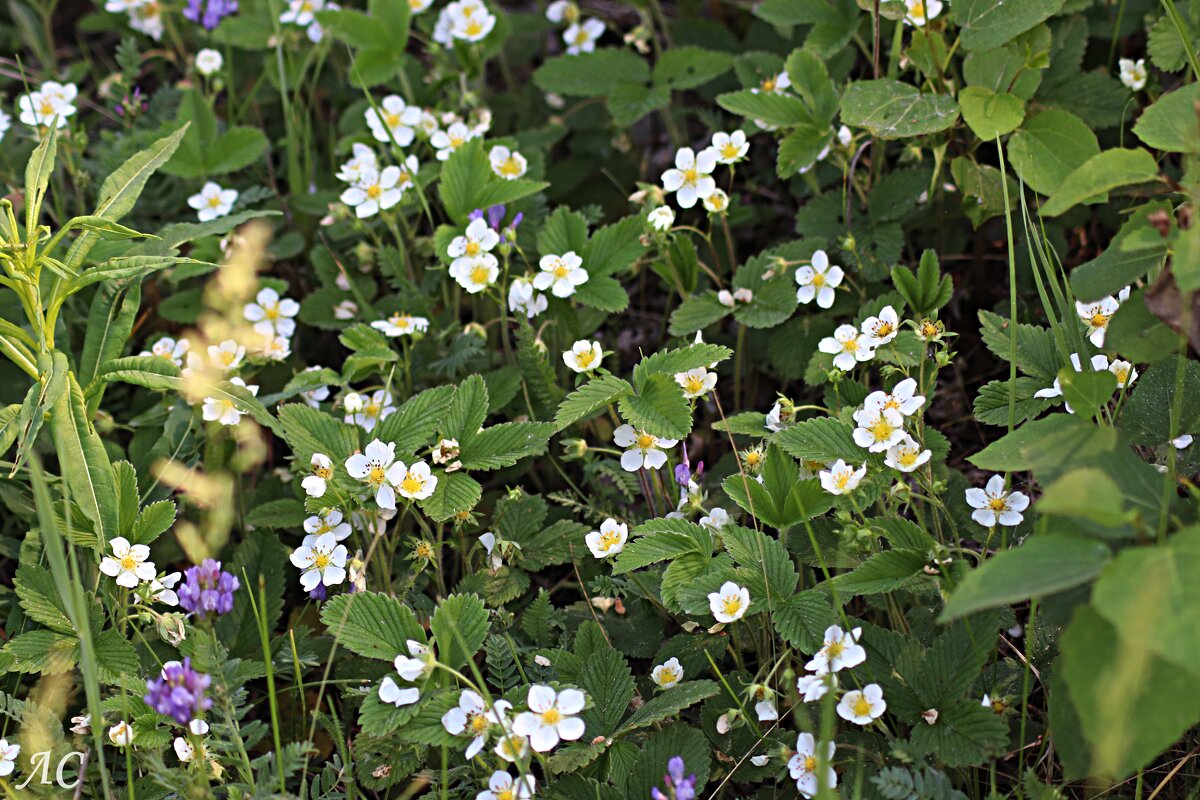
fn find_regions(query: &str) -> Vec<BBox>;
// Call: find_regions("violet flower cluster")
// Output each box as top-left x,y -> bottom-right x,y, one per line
145,658 -> 213,725
183,0 -> 237,29
178,559 -> 240,619
651,757 -> 697,800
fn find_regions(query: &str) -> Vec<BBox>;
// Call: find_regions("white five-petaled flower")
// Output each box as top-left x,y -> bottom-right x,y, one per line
837,683 -> 887,725
1119,58 -> 1148,91
366,95 -> 420,146
380,642 -> 429,707
450,254 -> 500,294
512,685 -> 586,752
346,439 -> 405,510
489,145 -> 528,180
708,580 -> 750,623
244,287 -> 300,337
187,181 -> 238,222
346,389 -> 395,431
699,507 -> 729,530
796,671 -> 835,702
450,217 -> 501,263
341,166 -> 405,219
202,377 -> 258,426
195,48 -> 223,76
805,625 -> 866,674
379,673 -> 422,707
100,536 -> 157,588
711,130 -> 749,164
443,690 -> 512,759
1076,286 -> 1129,347
563,339 -> 603,373
141,335 -> 189,366
108,720 -> 135,747
585,518 -> 628,558
149,572 -> 181,606
755,71 -> 790,94
613,424 -> 677,471
18,81 -> 78,128
795,249 -> 844,309
206,340 -> 245,372
903,0 -> 942,26
304,508 -> 352,541
819,460 -> 866,495
431,121 -> 477,161
885,435 -> 932,473
564,17 -> 604,54
676,367 -> 717,399
647,206 -> 675,232
0,738 -> 19,777
651,657 -> 683,688
1094,354 -> 1139,389
866,377 -> 926,416
533,251 -> 589,298
862,305 -> 901,345
336,143 -> 378,184
395,460 -> 437,500
703,189 -> 729,214
508,277 -> 548,319
819,325 -> 876,371
546,0 -> 578,23
290,532 -> 348,591
788,732 -> 837,799
661,147 -> 718,209
372,312 -> 430,337
478,770 -> 536,800
966,475 -> 1030,528
302,453 -> 333,497
494,731 -> 532,763
852,404 -> 906,452
447,0 -> 497,41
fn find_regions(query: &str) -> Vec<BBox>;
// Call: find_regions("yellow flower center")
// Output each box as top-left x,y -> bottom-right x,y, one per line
744,450 -> 762,467
367,465 -> 387,486
988,497 -> 1007,512
1089,311 -> 1110,329
873,321 -> 894,337
803,755 -> 818,772
683,168 -> 698,183
843,337 -> 858,352
385,113 -> 400,128
469,713 -> 489,734
39,100 -> 55,115
364,400 -> 381,418
208,195 -> 223,208
500,157 -> 522,176
869,418 -> 895,442
853,695 -> 873,717
898,449 -> 918,467
264,303 -> 280,320
450,135 -> 465,147
465,241 -> 481,256
391,313 -> 412,327
313,552 -> 331,569
415,542 -> 433,558
722,596 -> 742,617
219,350 -> 237,365
120,555 -> 137,571
826,640 -> 845,659
314,465 -> 332,479
910,0 -> 926,18
812,272 -> 825,287
636,433 -> 656,450
401,473 -> 425,495
1114,367 -> 1129,384
574,29 -> 589,44
599,530 -> 621,550
575,351 -> 595,368
367,184 -> 382,199
465,19 -> 483,36
541,708 -> 562,725
659,667 -> 678,684
721,143 -> 740,159
761,77 -> 776,92
835,471 -> 852,489
684,376 -> 705,394
470,265 -> 491,285
553,263 -> 570,279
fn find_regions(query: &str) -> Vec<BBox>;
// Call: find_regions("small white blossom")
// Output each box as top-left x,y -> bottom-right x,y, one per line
852,404 -> 906,452
861,305 -> 900,345
108,720 -> 134,747
290,532 -> 348,591
365,95 -> 420,146
533,251 -> 588,298
508,277 -> 548,319
345,439 -> 405,510
837,683 -> 887,725
302,453 -> 333,497
788,733 -> 836,799
195,48 -> 223,76
903,0 -> 942,26
711,130 -> 749,164
187,181 -> 238,222
478,771 -> 536,800
512,685 -> 586,752
563,339 -> 603,373
100,537 -> 156,588
819,460 -> 866,495
805,625 -> 866,673
966,475 -> 1029,528
371,312 -> 429,337
795,250 -> 843,309
304,509 -> 352,541
676,367 -> 717,399
613,424 -> 677,471
819,325 -> 876,371
202,377 -> 258,426
244,287 -> 300,337
449,254 -> 500,293
431,121 -> 477,161
651,657 -> 683,688
661,147 -> 718,209
708,580 -> 750,623
585,518 -> 628,558
647,206 -> 675,231
564,17 -> 604,54
1119,58 -> 1148,91
885,435 -> 932,473
489,145 -> 528,180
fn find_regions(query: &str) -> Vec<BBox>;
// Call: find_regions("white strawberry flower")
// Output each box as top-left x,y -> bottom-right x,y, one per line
379,676 -> 421,707
187,181 -> 238,222
449,254 -> 500,293
966,475 -> 1029,528
788,733 -> 837,799
303,509 -> 352,541
564,17 -> 604,54
852,404 -> 906,452
585,518 -> 628,558
448,0 -> 497,41
819,460 -> 866,495
508,277 -> 548,319
449,217 -> 501,262
108,720 -> 134,747
341,166 -> 405,219
431,121 -> 476,161
195,48 -> 223,76
366,95 -> 420,146
290,532 -> 348,591
393,639 -> 434,681
442,690 -> 512,758
865,377 -> 926,416
512,685 -> 586,752
202,377 -> 258,426
244,287 -> 300,337
651,657 -> 683,688
1094,354 -> 1138,388
533,251 -> 589,298
18,81 -> 77,128
489,145 -> 528,180
708,580 -> 750,623
563,340 -> 603,373
346,389 -> 395,431
703,188 -> 729,214
494,731 -> 532,763
613,424 -> 677,471
202,339 -> 245,372
903,0 -> 942,26
699,507 -> 729,530
796,671 -> 835,702
795,250 -> 843,308
149,572 -> 181,606
884,435 -> 932,473
345,439 -> 405,510
819,325 -> 876,371
371,312 -> 430,337
336,143 -> 378,184
661,147 -> 718,209
711,130 -> 749,164
837,683 -> 887,725
546,0 -> 578,23
408,0 -> 433,11
805,625 -> 866,673
100,537 -> 156,588
755,71 -> 790,94
647,206 -> 675,231
140,336 -> 189,366
861,305 -> 900,345
676,367 -> 717,399
302,453 -> 333,497
478,771 -> 536,800
1119,58 -> 1148,91
395,460 -> 437,500
1076,286 -> 1129,347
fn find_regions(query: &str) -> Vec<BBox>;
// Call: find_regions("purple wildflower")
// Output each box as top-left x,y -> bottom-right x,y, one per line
486,204 -> 506,230
308,583 -> 328,601
674,463 -> 691,487
177,559 -> 239,619
144,658 -> 213,725
183,0 -> 238,30
652,756 -> 697,800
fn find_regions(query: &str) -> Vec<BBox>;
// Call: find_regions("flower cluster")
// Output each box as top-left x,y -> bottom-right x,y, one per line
144,658 -> 213,725
178,559 -> 240,618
